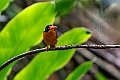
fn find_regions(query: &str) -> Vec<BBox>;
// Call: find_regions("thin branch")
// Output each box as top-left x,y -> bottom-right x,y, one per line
0,44 -> 120,71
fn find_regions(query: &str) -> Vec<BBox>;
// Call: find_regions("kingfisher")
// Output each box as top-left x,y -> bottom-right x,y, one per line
43,24 -> 58,50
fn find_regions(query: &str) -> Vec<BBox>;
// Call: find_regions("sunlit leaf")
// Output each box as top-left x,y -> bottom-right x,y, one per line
0,2 -> 55,80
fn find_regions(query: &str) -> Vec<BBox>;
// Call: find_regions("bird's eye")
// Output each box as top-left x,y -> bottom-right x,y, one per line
44,25 -> 51,32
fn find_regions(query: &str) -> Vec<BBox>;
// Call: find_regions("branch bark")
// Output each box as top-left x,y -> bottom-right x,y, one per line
0,44 -> 120,71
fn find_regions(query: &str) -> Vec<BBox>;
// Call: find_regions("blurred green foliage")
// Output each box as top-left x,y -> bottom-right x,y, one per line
66,61 -> 93,80
0,0 -> 12,14
0,2 -> 55,80
96,71 -> 108,80
54,0 -> 76,16
0,0 -> 96,80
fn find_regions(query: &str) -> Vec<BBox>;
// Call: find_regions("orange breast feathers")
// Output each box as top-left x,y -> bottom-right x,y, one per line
43,25 -> 58,49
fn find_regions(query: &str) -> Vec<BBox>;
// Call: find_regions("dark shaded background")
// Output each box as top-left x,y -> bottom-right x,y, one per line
1,0 -> 120,80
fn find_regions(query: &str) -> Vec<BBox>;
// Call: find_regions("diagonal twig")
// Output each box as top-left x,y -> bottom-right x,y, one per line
0,44 -> 120,71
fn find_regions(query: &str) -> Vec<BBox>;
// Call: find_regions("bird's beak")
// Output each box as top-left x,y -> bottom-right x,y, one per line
49,25 -> 57,30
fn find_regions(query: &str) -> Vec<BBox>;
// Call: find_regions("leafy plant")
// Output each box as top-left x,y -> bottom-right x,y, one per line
0,0 -> 93,80
0,2 -> 55,80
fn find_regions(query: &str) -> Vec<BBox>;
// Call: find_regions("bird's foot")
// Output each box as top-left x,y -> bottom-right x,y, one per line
50,46 -> 56,50
46,46 -> 49,51
54,46 -> 56,50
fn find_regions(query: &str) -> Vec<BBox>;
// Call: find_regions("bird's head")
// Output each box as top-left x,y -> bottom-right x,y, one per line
44,24 -> 57,32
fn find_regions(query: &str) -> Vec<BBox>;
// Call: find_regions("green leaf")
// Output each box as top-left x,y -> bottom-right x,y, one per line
54,0 -> 76,16
66,61 -> 93,80
14,27 -> 91,80
0,2 -> 55,80
0,0 -> 12,13
95,71 -> 107,80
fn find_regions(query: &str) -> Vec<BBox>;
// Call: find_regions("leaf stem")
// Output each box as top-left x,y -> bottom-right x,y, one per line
0,44 -> 120,71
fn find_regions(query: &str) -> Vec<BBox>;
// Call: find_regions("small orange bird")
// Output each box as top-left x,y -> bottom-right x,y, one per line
43,24 -> 58,50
